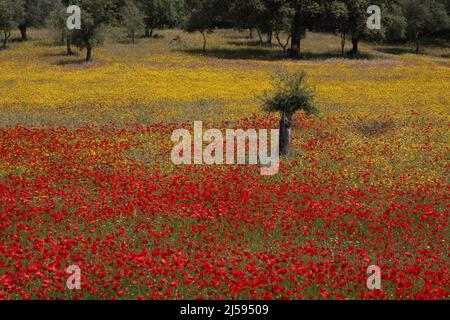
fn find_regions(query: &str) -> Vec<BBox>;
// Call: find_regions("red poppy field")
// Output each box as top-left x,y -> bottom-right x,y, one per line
0,113 -> 448,300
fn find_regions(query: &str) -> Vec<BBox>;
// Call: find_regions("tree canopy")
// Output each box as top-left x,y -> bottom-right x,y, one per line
1,0 -> 448,58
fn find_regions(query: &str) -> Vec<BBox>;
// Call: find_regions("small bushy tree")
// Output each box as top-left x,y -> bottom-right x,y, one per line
401,0 -> 450,53
183,0 -> 223,52
345,0 -> 378,54
121,0 -> 145,44
262,70 -> 317,156
0,0 -> 23,48
70,0 -> 117,62
17,0 -> 54,41
383,2 -> 407,41
328,1 -> 349,56
265,0 -> 294,50
228,0 -> 266,44
138,0 -> 183,37
286,0 -> 325,58
48,0 -> 75,55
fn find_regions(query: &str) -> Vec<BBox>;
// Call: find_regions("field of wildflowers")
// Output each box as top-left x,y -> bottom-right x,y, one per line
0,29 -> 448,299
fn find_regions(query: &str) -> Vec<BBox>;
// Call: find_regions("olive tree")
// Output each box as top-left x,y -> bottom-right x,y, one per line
121,0 -> 145,44
286,0 -> 325,58
261,70 -> 317,156
328,1 -> 349,56
401,0 -> 450,53
183,0 -> 223,52
17,0 -> 54,41
48,0 -> 76,55
137,0 -> 182,38
0,0 -> 23,48
70,0 -> 117,62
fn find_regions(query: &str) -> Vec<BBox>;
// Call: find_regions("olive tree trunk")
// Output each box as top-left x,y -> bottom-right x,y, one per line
289,17 -> 304,58
341,32 -> 346,57
415,32 -> 420,54
200,31 -> 206,52
350,36 -> 359,55
2,30 -> 11,48
266,32 -> 272,44
19,24 -> 28,41
256,28 -> 263,45
276,32 -> 291,52
279,110 -> 294,156
67,35 -> 74,55
86,43 -> 92,62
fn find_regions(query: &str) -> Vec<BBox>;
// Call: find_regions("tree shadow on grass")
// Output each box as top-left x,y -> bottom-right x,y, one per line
115,38 -> 139,45
227,40 -> 273,47
352,118 -> 399,138
9,37 -> 25,43
54,58 -> 88,66
302,51 -> 377,60
424,38 -> 450,48
183,47 -> 289,61
40,51 -> 80,57
374,47 -> 414,55
137,33 -> 165,39
183,47 -> 377,61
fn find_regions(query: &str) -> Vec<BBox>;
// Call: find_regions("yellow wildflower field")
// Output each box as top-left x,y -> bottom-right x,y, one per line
1,30 -> 448,124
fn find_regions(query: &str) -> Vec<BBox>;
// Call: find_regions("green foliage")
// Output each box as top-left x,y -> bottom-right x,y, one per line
121,0 -> 145,42
183,0 -> 222,33
182,0 -> 226,51
329,0 -> 349,30
383,3 -> 408,41
346,0 -> 388,40
268,1 -> 295,34
18,0 -> 53,26
69,0 -> 118,60
226,0 -> 294,47
2,0 -> 449,56
326,1 -> 351,55
289,0 -> 327,28
262,70 -> 317,116
47,0 -> 69,45
137,0 -> 183,37
0,0 -> 23,48
402,0 -> 450,39
17,0 -> 54,39
227,0 -> 266,31
284,1 -> 327,56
